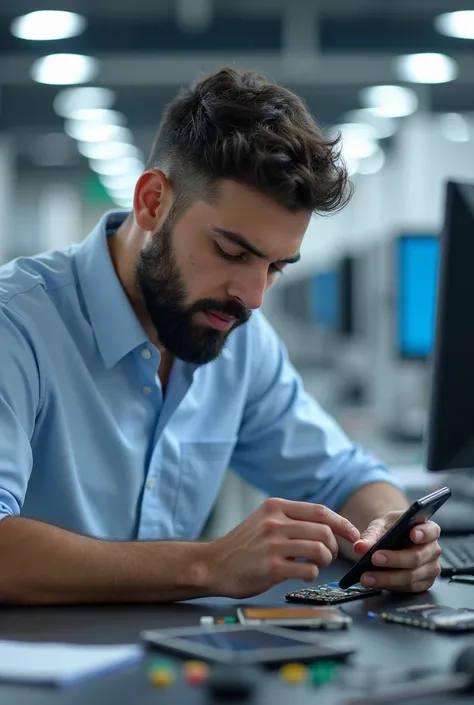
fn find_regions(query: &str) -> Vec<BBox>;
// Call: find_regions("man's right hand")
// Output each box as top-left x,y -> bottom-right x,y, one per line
205,497 -> 360,599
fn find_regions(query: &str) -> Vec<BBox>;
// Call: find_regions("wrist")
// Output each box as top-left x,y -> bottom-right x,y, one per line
183,541 -> 218,596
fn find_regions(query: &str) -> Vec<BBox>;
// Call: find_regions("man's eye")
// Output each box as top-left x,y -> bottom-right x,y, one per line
215,243 -> 285,276
269,263 -> 285,276
216,245 -> 247,262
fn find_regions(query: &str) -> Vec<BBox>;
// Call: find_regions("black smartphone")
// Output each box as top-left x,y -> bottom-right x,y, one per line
338,486 -> 451,590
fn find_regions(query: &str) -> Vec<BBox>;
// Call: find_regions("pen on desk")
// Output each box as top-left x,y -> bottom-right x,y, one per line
449,574 -> 474,585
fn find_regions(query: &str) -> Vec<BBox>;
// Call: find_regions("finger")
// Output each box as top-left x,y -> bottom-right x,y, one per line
410,521 -> 441,545
284,520 -> 339,558
278,499 -> 360,543
387,578 -> 437,594
353,537 -> 378,555
279,540 -> 334,569
281,559 -> 319,584
386,580 -> 435,594
371,542 -> 442,570
353,519 -> 387,553
361,560 -> 441,590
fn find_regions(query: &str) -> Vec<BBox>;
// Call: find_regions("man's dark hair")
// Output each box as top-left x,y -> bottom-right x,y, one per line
147,67 -> 352,216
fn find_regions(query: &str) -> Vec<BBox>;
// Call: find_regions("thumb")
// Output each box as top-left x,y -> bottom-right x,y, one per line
353,521 -> 384,555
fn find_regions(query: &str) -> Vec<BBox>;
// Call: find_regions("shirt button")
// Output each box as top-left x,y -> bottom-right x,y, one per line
147,479 -> 155,489
142,386 -> 152,395
141,348 -> 151,360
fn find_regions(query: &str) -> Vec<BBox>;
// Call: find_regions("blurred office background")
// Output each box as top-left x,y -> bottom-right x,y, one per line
1,0 -> 474,536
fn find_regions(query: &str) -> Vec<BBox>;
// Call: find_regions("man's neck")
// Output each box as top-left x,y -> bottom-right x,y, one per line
108,216 -> 176,390
108,218 -> 159,347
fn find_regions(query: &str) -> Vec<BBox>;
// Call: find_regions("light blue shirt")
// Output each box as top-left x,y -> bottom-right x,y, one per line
0,211 -> 400,541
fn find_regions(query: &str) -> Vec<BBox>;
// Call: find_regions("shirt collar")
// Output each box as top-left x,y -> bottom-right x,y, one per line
75,210 -> 149,369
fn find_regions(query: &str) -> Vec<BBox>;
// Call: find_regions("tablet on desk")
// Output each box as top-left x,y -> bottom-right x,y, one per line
141,624 -> 354,665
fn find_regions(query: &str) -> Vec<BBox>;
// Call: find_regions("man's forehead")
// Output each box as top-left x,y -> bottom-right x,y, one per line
213,180 -> 310,232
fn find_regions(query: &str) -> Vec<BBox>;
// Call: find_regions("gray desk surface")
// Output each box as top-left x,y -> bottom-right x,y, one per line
1,562 -> 474,705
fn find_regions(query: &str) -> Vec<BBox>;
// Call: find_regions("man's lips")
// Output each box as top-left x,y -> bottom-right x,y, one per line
202,310 -> 237,331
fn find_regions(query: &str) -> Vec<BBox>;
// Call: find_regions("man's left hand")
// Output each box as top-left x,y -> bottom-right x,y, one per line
352,511 -> 442,593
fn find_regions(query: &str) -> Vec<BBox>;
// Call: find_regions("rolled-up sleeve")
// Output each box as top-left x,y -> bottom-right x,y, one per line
0,304 -> 41,521
231,312 -> 403,512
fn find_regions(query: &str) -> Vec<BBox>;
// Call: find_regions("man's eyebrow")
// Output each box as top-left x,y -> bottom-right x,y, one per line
211,227 -> 301,265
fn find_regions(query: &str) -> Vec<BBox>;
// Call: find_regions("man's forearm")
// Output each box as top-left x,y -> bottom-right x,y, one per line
0,516 -> 213,605
337,482 -> 410,561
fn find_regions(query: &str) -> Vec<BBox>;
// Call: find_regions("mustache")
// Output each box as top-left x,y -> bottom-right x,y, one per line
190,298 -> 251,324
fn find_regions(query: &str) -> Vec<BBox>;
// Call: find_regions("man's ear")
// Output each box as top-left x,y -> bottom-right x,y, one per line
133,169 -> 173,232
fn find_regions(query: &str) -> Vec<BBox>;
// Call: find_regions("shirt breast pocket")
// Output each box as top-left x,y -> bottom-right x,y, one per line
173,439 -> 237,539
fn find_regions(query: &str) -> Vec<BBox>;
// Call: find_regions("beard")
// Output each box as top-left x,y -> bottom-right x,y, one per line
134,217 -> 251,365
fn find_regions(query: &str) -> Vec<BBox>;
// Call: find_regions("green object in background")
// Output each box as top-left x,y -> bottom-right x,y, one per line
83,172 -> 113,205
309,660 -> 339,686
223,616 -> 237,623
149,658 -> 174,670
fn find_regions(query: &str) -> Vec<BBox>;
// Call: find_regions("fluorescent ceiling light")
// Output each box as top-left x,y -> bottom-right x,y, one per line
107,185 -> 135,199
31,54 -> 98,85
360,85 -> 418,118
393,53 -> 458,84
357,147 -> 385,175
435,11 -> 474,40
100,173 -> 142,190
345,109 -> 397,139
68,109 -> 126,126
111,196 -> 134,209
89,157 -> 145,176
176,0 -> 213,32
65,121 -> 132,143
11,10 -> 85,41
438,113 -> 471,143
335,123 -> 378,160
78,141 -> 140,160
54,87 -> 115,118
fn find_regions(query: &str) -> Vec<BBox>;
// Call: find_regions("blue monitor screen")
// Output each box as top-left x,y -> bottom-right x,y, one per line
398,235 -> 439,358
310,270 -> 339,330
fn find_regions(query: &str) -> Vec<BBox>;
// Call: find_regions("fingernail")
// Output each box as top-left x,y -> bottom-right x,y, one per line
415,530 -> 424,542
351,527 -> 360,540
373,553 -> 387,566
364,576 -> 376,587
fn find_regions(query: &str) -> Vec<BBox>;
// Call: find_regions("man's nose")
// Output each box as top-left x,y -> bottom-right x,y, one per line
227,268 -> 268,311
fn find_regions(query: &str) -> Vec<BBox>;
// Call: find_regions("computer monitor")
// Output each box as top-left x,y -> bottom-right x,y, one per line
339,256 -> 355,337
351,250 -> 372,340
425,181 -> 474,472
396,233 -> 439,360
310,268 -> 340,331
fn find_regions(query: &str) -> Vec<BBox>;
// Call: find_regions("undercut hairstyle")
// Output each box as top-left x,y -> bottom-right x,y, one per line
146,67 -> 352,218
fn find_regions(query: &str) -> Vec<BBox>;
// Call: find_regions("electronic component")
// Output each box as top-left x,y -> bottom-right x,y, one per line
286,582 -> 381,605
379,604 -> 474,633
141,623 -> 354,665
237,605 -> 351,629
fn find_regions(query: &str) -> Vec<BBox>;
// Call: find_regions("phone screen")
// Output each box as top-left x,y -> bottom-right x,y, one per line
175,629 -> 313,651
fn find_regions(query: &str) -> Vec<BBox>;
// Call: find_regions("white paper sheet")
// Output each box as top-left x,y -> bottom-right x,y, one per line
0,640 -> 144,686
